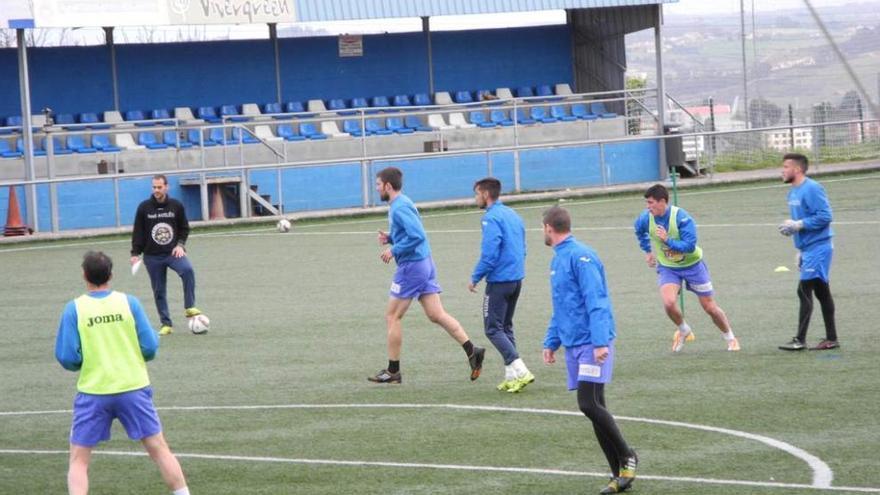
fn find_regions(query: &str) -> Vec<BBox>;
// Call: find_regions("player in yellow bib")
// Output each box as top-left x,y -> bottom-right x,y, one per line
634,185 -> 740,352
55,251 -> 191,495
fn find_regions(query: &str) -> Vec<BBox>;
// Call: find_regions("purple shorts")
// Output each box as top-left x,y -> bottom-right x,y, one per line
657,260 -> 714,296
70,386 -> 162,447
800,242 -> 833,282
565,342 -> 615,390
390,257 -> 442,300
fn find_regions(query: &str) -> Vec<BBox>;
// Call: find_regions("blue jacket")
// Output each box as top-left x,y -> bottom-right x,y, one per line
55,290 -> 158,371
543,236 -> 616,350
634,206 -> 698,255
788,178 -> 833,251
471,201 -> 526,284
388,194 -> 431,263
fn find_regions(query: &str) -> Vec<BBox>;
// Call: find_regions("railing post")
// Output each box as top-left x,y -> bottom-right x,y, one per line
789,104 -> 795,149
361,160 -> 371,208
45,129 -> 60,233
599,142 -> 607,186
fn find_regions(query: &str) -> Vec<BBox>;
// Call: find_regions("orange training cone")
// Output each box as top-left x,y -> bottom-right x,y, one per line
209,185 -> 226,220
4,186 -> 30,236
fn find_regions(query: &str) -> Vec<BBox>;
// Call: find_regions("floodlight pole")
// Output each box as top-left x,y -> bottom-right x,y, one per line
105,27 -> 120,111
270,23 -> 282,103
16,28 -> 39,232
423,17 -> 434,95
654,4 -> 668,179
740,0 -> 750,129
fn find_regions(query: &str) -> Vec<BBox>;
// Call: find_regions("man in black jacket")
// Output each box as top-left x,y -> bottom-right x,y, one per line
131,175 -> 203,336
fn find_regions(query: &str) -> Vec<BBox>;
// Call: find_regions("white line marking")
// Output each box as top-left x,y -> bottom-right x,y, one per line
0,403 -> 845,490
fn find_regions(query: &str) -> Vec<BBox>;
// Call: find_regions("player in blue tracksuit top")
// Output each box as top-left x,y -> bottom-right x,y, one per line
368,167 -> 485,384
541,207 -> 638,495
777,153 -> 839,351
633,184 -> 739,353
468,178 -> 533,393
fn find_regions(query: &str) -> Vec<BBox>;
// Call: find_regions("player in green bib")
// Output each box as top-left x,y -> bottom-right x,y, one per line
55,251 -> 191,495
634,185 -> 740,352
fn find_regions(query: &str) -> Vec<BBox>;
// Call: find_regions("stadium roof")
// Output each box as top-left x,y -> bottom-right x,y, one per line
4,0 -> 677,29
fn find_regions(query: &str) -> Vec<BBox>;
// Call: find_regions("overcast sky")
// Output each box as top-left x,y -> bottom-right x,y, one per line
664,0 -> 860,15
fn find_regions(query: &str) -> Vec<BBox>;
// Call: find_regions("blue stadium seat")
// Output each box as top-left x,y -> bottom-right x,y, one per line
514,108 -> 536,125
186,129 -> 216,146
537,85 -> 554,97
197,107 -> 221,123
284,101 -> 314,118
550,105 -> 578,122
343,120 -> 369,137
42,136 -> 73,154
0,139 -> 22,158
151,109 -> 175,126
231,127 -> 259,144
454,91 -> 473,104
386,117 -> 414,134
469,111 -> 496,128
208,127 -> 228,145
328,99 -> 347,111
412,93 -> 432,107
276,124 -> 306,141
490,109 -> 514,126
55,113 -> 76,129
530,107 -> 557,124
299,122 -> 328,140
365,118 -> 393,136
79,112 -> 109,129
138,132 -> 169,149
16,137 -> 45,156
404,115 -> 431,132
90,134 -> 121,152
370,96 -> 391,110
220,105 -> 249,122
516,86 -> 535,98
590,102 -> 618,118
571,103 -> 598,121
393,95 -> 412,107
125,110 -> 153,127
164,130 -> 193,148
67,135 -> 97,153
5,115 -> 22,129
264,102 -> 282,117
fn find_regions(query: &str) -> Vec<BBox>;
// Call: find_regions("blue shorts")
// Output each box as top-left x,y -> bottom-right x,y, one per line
800,242 -> 833,282
390,257 -> 442,300
70,386 -> 162,447
565,342 -> 615,390
657,260 -> 714,297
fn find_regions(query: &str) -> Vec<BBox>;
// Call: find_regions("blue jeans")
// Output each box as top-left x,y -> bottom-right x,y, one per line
144,253 -> 196,327
483,281 -> 522,365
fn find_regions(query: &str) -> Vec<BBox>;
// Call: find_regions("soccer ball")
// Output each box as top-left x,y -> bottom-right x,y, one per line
277,218 -> 292,233
187,314 -> 210,334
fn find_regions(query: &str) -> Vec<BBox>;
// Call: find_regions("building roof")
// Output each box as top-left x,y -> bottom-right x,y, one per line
6,0 -> 678,29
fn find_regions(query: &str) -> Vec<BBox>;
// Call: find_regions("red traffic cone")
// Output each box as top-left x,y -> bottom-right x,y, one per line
209,185 -> 226,220
4,186 -> 30,236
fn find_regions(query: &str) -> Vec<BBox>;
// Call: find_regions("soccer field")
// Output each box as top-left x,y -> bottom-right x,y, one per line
1,172 -> 879,494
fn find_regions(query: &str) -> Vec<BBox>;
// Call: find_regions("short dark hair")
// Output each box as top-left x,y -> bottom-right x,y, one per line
376,167 -> 403,191
644,184 -> 669,202
542,206 -> 571,233
473,177 -> 502,200
783,152 -> 809,172
153,174 -> 168,185
82,251 -> 112,285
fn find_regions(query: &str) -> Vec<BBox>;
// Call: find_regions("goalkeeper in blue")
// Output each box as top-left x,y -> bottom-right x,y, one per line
468,177 -> 533,393
541,207 -> 638,495
634,184 -> 739,352
777,153 -> 839,351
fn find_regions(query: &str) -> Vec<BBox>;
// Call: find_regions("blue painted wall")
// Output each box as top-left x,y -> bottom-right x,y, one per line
279,33 -> 430,103
0,45 -> 114,120
432,25 -> 573,94
116,40 -> 277,112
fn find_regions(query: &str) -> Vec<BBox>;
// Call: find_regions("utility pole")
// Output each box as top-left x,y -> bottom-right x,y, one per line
740,0 -> 750,129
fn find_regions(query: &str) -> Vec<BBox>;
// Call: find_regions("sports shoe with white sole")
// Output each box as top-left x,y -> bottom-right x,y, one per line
367,369 -> 401,384
672,329 -> 695,352
727,337 -> 741,352
506,371 -> 535,393
158,325 -> 173,336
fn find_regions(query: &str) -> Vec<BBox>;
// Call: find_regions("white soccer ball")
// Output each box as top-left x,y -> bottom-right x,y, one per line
277,218 -> 292,233
187,314 -> 210,334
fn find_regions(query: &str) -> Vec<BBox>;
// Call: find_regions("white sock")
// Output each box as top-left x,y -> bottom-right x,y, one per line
722,330 -> 736,341
678,322 -> 691,335
173,487 -> 190,495
511,358 -> 529,377
504,365 -> 515,381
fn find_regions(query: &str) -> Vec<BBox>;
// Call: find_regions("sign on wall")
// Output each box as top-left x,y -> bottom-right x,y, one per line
28,0 -> 296,27
338,35 -> 363,57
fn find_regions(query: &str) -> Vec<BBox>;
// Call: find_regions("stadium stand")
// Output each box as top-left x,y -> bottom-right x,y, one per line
137,132 -> 169,149
428,114 -> 454,130
241,103 -> 264,120
404,115 -> 432,132
174,107 -> 204,125
66,135 -> 97,153
434,92 -> 454,105
253,125 -> 281,142
365,118 -> 393,136
448,112 -> 476,129
320,121 -> 349,139
307,99 -> 327,113
90,134 -> 121,152
162,130 -> 193,148
590,101 -> 618,118
386,116 -> 414,134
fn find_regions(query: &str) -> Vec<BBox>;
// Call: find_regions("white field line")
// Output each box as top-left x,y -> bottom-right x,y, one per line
0,403 -> 854,490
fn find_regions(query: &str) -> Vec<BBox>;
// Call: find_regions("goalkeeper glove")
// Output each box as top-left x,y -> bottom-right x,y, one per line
778,219 -> 804,236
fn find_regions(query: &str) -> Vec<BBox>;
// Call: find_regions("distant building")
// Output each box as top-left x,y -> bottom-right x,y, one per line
763,128 -> 813,151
